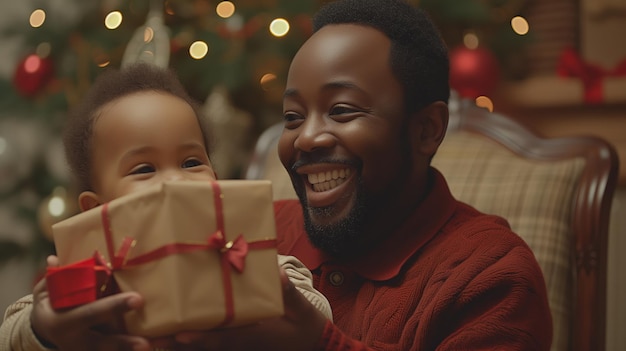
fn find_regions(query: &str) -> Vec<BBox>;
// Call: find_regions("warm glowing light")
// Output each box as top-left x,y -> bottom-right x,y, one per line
98,61 -> 111,68
260,73 -> 277,90
36,42 -> 51,58
511,16 -> 529,35
463,33 -> 479,50
189,41 -> 209,59
269,18 -> 290,37
30,9 -> 46,28
216,1 -> 235,18
144,27 -> 154,42
48,196 -> 66,217
260,73 -> 276,85
105,11 -> 123,29
475,96 -> 494,112
24,55 -> 42,73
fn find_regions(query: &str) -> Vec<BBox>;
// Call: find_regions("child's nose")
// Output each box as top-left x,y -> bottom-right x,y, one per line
163,170 -> 185,182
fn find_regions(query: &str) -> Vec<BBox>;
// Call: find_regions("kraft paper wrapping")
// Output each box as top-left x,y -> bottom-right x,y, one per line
51,180 -> 284,337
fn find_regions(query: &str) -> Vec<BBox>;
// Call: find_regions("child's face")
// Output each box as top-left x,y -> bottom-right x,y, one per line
78,91 -> 216,211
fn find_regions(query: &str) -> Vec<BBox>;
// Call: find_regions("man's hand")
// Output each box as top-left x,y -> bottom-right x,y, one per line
30,255 -> 151,351
166,268 -> 328,351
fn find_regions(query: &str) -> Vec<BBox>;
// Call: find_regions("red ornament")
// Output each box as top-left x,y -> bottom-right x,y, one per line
449,46 -> 500,98
13,54 -> 54,97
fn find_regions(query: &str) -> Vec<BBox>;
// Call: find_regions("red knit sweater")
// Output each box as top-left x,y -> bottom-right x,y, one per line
274,169 -> 552,351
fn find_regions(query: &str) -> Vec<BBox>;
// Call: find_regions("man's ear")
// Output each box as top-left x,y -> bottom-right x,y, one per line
409,101 -> 449,156
78,191 -> 100,212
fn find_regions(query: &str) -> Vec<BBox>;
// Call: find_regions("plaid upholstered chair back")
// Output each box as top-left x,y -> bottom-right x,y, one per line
434,97 -> 618,351
245,95 -> 619,351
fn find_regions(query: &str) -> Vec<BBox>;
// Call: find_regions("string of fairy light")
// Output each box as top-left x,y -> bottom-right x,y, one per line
25,1 -> 292,92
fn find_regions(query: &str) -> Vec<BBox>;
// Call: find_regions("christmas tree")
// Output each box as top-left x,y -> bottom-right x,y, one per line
0,0 -> 319,269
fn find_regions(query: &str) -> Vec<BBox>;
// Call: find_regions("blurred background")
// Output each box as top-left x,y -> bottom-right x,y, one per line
0,0 -> 624,349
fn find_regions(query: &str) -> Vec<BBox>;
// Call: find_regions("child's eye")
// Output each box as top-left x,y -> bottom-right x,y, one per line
130,165 -> 155,174
283,112 -> 302,122
182,159 -> 203,168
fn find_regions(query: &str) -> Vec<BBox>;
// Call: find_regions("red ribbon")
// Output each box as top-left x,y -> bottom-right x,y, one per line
46,181 -> 276,327
557,48 -> 626,104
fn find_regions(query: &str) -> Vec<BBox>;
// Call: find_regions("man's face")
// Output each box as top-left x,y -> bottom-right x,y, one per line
83,91 -> 216,209
279,24 -> 419,259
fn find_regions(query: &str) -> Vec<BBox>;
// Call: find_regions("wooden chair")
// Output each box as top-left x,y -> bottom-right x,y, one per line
245,95 -> 619,351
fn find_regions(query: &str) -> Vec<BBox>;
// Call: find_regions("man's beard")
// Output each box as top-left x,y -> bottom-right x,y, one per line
297,178 -> 379,261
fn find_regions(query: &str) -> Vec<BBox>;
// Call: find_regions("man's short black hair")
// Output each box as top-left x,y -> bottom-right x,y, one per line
313,0 -> 450,113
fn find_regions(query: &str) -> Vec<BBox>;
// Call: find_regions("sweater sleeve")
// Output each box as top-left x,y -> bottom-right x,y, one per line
278,254 -> 333,321
0,294 -> 56,351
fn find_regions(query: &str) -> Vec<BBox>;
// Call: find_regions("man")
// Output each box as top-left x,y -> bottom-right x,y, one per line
173,0 -> 553,350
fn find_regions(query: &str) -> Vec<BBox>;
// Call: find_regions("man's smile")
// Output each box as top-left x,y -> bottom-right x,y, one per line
308,168 -> 352,192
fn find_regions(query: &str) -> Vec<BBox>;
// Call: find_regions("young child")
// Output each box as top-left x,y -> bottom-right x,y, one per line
0,63 -> 331,351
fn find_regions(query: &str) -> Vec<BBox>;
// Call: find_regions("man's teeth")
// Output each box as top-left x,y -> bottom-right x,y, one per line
308,169 -> 351,192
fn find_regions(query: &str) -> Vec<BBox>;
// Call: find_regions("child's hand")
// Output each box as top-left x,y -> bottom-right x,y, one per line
30,255 -> 151,351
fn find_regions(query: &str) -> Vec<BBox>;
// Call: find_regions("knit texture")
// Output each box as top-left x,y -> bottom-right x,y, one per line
0,295 -> 54,351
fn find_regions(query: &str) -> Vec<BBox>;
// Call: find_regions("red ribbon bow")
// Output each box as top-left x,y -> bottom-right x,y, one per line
557,48 -> 626,104
207,231 -> 248,273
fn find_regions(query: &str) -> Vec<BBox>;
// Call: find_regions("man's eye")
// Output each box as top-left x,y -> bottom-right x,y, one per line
329,106 -> 358,116
182,159 -> 202,168
131,165 -> 155,174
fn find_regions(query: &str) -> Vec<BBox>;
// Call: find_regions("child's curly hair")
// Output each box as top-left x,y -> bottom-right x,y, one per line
63,63 -> 212,192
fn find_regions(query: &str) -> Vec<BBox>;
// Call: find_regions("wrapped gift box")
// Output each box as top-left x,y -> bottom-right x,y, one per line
48,180 -> 284,337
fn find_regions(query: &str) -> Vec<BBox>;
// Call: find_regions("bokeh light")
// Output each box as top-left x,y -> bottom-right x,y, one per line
24,54 -> 42,74
269,18 -> 290,37
511,16 -> 529,35
48,196 -> 66,217
189,41 -> 209,59
463,32 -> 479,50
475,96 -> 494,112
105,11 -> 123,29
216,1 -> 236,18
260,73 -> 277,90
30,9 -> 46,28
